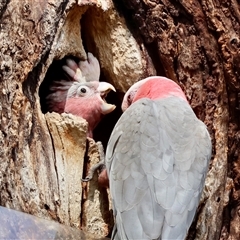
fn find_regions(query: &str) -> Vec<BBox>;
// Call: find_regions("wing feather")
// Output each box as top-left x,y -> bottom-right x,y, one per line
106,96 -> 211,240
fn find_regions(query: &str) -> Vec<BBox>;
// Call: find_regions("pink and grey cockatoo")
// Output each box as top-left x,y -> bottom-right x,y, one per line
46,53 -> 116,138
105,76 -> 212,240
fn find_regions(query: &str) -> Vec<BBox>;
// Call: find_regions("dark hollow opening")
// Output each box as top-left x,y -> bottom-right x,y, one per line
39,55 -> 81,114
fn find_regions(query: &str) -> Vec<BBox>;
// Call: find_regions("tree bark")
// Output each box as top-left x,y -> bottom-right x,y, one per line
117,0 -> 240,239
0,0 -> 154,238
0,0 -> 239,239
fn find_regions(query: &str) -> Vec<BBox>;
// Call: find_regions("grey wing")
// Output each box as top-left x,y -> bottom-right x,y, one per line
106,97 -> 212,240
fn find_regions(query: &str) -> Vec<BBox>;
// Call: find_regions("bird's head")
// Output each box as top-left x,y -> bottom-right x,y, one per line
46,76 -> 116,137
64,81 -> 116,137
66,81 -> 116,115
122,76 -> 187,111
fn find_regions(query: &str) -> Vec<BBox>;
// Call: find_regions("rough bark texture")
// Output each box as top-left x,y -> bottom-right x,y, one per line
0,0 -> 154,238
0,0 -> 239,239
117,0 -> 240,239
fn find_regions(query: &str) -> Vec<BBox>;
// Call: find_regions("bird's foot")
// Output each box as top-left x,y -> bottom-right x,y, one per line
82,141 -> 106,182
81,160 -> 106,182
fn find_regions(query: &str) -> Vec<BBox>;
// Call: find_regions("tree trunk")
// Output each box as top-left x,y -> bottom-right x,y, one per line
116,0 -> 240,239
0,0 -> 154,238
0,0 -> 239,239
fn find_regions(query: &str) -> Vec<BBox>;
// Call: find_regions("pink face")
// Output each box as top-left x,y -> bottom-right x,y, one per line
64,81 -> 116,137
122,76 -> 187,111
64,82 -> 105,136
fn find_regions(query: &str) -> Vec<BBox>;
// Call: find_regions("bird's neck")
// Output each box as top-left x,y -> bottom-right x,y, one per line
64,97 -> 102,135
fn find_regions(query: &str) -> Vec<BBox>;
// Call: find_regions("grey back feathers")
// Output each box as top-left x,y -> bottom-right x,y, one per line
106,96 -> 211,240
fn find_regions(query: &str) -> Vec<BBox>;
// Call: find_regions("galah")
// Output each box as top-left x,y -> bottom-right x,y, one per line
105,76 -> 212,240
46,53 -> 116,137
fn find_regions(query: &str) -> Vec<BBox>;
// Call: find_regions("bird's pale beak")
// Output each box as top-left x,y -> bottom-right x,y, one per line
98,82 -> 116,95
97,82 -> 116,115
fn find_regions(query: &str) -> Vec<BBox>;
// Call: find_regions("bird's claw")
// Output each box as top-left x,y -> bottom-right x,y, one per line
81,141 -> 106,183
81,176 -> 91,182
81,161 -> 106,183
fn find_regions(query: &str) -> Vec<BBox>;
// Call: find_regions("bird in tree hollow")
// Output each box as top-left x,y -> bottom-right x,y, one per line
104,76 -> 212,240
46,52 -> 116,138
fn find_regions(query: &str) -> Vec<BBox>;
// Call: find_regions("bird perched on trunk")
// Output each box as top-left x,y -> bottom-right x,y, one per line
46,53 -> 116,138
105,76 -> 212,240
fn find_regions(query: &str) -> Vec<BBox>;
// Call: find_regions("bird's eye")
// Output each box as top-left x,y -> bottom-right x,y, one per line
127,94 -> 132,104
77,86 -> 89,96
80,88 -> 87,93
